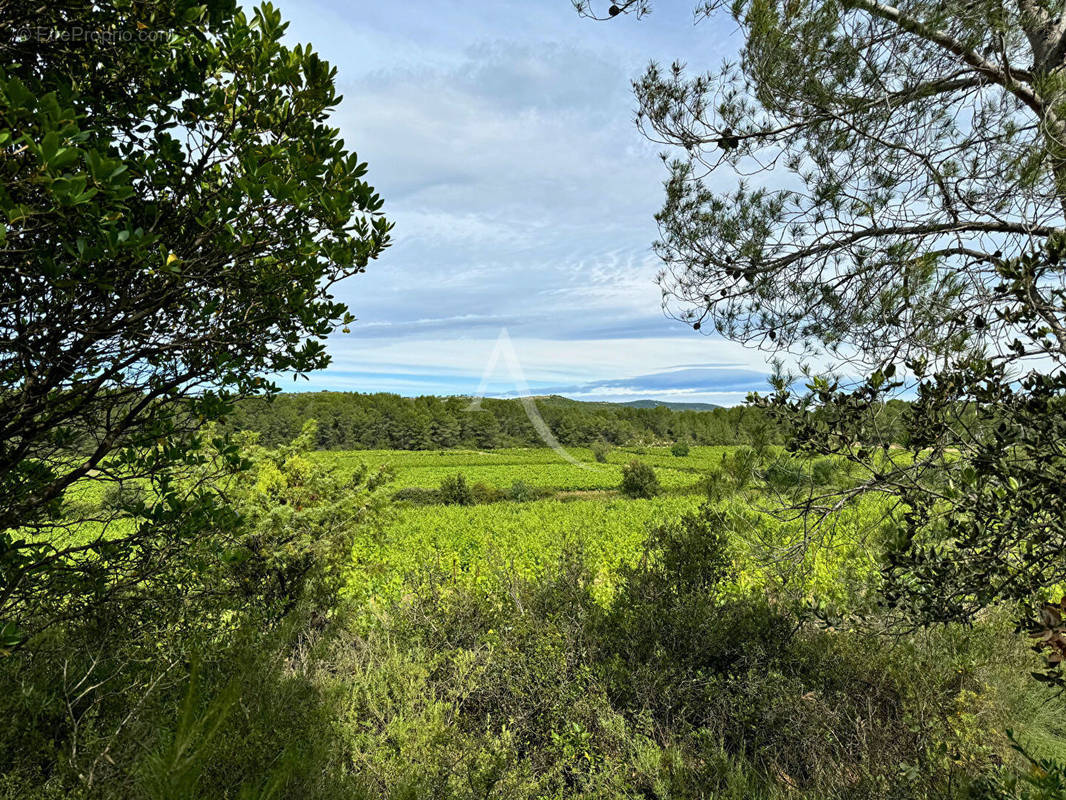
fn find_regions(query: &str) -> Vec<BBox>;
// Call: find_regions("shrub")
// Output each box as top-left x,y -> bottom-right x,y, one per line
671,441 -> 690,457
353,515 -> 1033,800
439,473 -> 474,505
508,480 -> 540,502
621,460 -> 660,498
591,441 -> 611,463
470,482 -> 506,504
392,487 -> 442,505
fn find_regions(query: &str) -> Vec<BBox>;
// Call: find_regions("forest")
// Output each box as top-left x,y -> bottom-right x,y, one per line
220,392 -> 803,449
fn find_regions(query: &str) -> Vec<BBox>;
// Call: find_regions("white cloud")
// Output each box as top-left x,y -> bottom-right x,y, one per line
273,0 -> 760,402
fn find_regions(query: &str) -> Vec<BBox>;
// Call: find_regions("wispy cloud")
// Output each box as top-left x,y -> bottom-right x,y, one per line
275,0 -> 753,404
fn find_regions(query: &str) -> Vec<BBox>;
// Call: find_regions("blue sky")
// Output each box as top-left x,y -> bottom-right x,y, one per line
275,0 -> 771,406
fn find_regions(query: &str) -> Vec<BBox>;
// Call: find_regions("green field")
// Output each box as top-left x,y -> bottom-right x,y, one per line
316,445 -> 731,492
302,445 -> 891,615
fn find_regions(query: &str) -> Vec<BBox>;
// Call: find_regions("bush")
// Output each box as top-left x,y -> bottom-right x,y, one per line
0,424 -> 393,796
392,486 -> 442,505
671,441 -> 690,457
508,480 -> 541,502
621,460 -> 660,498
439,472 -> 475,506
591,441 -> 611,463
470,481 -> 505,504
341,511 -> 1040,800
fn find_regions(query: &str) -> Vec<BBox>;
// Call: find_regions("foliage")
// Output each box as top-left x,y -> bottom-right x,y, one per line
591,440 -> 611,463
584,0 -> 1066,650
590,0 -> 1065,375
319,446 -> 716,494
722,446 -> 759,491
4,439 -> 1063,796
391,486 -> 443,505
207,421 -> 393,617
0,425 -> 390,795
978,732 -> 1066,800
440,472 -> 475,506
0,0 -> 389,645
319,515 -> 1054,799
620,460 -> 660,499
470,481 -> 506,505
671,441 -> 690,457
507,480 -> 542,502
700,466 -> 733,502
757,339 -> 1066,641
223,391 -> 785,450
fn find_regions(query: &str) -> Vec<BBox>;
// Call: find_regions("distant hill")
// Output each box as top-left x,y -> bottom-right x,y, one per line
615,399 -> 722,411
526,395 -> 722,411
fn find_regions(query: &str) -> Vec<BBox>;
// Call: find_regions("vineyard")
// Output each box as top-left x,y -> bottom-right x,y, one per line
319,444 -> 891,616
315,445 -> 733,492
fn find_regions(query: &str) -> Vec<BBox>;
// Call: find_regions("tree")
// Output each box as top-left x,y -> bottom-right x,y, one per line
580,0 -> 1066,369
0,1 -> 391,641
578,0 -> 1066,632
621,460 -> 660,498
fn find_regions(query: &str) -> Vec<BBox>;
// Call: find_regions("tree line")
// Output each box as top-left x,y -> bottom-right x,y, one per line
221,392 -> 792,450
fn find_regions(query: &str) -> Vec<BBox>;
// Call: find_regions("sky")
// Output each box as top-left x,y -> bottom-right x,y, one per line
274,0 -> 771,406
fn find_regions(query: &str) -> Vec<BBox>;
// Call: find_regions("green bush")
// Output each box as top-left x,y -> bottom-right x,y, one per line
620,460 -> 660,498
329,513 -> 1043,800
671,441 -> 690,457
591,441 -> 611,463
392,486 -> 442,505
508,480 -> 541,502
0,424 -> 392,797
470,481 -> 506,504
439,472 -> 475,506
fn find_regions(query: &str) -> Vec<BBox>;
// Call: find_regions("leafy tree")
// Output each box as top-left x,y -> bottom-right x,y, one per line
0,2 -> 391,642
671,441 -> 690,457
439,472 -> 475,506
222,391 -> 774,449
577,0 -> 1066,636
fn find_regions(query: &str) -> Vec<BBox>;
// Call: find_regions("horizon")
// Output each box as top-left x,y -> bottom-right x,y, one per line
267,387 -> 734,409
270,0 -> 776,407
